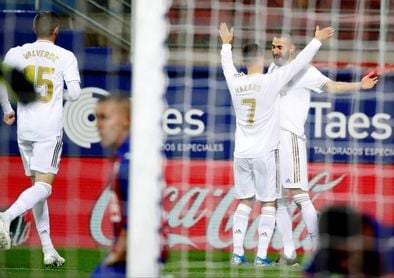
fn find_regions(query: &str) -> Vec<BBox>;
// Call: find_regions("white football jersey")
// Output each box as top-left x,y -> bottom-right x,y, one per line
268,64 -> 329,138
221,38 -> 322,158
3,40 -> 80,140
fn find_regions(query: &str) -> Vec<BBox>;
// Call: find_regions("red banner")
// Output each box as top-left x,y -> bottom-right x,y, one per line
0,156 -> 393,250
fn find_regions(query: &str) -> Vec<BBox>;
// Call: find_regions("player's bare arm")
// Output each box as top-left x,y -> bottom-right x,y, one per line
219,22 -> 234,44
324,71 -> 379,93
314,25 -> 335,42
103,228 -> 127,265
3,111 -> 15,125
361,71 -> 379,89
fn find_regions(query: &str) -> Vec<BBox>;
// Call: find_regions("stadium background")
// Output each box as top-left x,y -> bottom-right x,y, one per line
0,0 -> 393,267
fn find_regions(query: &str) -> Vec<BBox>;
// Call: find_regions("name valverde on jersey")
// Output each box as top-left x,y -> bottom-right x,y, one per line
3,40 -> 80,141
22,49 -> 59,63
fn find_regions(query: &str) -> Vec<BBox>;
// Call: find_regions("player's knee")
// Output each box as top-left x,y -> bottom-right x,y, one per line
239,196 -> 254,207
35,181 -> 52,197
277,197 -> 288,209
293,192 -> 311,208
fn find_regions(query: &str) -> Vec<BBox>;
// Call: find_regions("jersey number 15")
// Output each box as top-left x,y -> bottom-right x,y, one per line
24,65 -> 55,103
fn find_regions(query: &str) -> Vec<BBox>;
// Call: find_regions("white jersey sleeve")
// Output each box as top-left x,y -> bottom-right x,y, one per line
0,82 -> 13,115
63,53 -> 80,83
220,44 -> 239,80
302,66 -> 329,93
63,80 -> 81,101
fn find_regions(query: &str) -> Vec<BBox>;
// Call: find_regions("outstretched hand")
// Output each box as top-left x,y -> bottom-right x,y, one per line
361,71 -> 379,89
314,26 -> 335,42
219,22 -> 234,44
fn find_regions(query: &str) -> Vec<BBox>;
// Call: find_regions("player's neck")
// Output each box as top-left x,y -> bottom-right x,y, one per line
247,65 -> 263,75
37,35 -> 56,43
285,57 -> 294,65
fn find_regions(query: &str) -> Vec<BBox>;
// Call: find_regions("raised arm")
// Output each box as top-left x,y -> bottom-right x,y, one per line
219,23 -> 238,78
323,71 -> 379,93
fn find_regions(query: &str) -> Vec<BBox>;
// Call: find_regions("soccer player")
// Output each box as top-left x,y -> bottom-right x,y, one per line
0,11 -> 81,267
219,22 -> 334,266
268,34 -> 379,265
91,93 -> 130,278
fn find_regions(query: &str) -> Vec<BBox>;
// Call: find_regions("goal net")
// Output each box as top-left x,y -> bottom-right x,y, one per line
161,0 -> 394,276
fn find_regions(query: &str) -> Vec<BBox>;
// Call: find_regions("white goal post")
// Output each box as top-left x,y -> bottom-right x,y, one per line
128,0 -> 168,276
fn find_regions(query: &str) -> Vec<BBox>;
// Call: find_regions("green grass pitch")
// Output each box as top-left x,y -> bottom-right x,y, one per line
162,250 -> 303,277
0,247 -> 105,278
0,248 -> 303,277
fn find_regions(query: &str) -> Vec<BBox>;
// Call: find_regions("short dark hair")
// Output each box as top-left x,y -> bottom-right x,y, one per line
97,93 -> 131,117
273,32 -> 295,45
318,205 -> 363,247
33,11 -> 60,37
242,43 -> 264,65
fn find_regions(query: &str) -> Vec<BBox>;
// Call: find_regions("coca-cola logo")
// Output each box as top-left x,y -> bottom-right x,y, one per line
89,186 -> 113,246
89,170 -> 346,250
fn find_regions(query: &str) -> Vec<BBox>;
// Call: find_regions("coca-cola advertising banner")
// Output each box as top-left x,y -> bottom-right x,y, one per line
1,156 -> 392,249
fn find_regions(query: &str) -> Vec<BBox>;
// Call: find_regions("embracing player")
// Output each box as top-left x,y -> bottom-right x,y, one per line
268,33 -> 378,265
219,23 -> 334,266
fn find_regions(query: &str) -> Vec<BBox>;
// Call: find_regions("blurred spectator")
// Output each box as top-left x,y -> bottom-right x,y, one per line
303,205 -> 394,277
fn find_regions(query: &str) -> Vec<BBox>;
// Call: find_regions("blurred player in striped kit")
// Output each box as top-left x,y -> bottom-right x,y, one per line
219,22 -> 334,267
268,33 -> 378,265
0,11 -> 81,266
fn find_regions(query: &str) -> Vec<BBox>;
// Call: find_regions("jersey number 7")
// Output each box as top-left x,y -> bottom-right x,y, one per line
242,98 -> 256,125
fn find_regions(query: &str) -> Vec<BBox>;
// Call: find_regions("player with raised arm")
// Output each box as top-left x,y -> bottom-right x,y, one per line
219,22 -> 334,267
0,11 -> 81,267
268,33 -> 378,265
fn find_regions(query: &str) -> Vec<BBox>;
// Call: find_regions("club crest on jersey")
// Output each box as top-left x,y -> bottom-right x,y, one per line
233,72 -> 245,78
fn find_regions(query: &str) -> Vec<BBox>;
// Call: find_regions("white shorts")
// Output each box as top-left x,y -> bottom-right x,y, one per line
280,130 -> 308,194
233,150 -> 279,202
18,134 -> 63,176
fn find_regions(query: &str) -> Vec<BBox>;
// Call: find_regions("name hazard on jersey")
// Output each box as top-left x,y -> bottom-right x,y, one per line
23,49 -> 59,63
234,83 -> 262,95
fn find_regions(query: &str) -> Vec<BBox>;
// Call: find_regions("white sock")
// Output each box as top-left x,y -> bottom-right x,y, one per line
33,199 -> 54,253
257,206 -> 276,259
294,193 -> 319,251
276,198 -> 296,259
232,203 -> 251,256
3,182 -> 52,229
